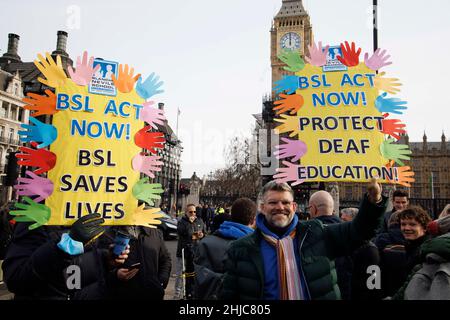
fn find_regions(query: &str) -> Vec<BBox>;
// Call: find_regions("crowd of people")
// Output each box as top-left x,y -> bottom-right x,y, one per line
1,180 -> 450,300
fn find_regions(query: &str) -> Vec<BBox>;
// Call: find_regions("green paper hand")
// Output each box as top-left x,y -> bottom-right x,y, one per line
277,50 -> 305,72
10,197 -> 51,230
132,178 -> 164,206
380,138 -> 412,166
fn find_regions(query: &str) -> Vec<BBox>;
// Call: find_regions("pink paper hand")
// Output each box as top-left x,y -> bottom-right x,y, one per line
132,153 -> 163,178
274,138 -> 308,162
364,48 -> 392,71
13,170 -> 54,203
68,51 -> 100,86
305,41 -> 330,67
139,101 -> 167,129
273,161 -> 306,186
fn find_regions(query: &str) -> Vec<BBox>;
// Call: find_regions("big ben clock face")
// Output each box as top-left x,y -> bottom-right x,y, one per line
280,32 -> 301,51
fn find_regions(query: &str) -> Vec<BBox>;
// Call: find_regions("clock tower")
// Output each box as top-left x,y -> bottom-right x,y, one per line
271,0 -> 313,94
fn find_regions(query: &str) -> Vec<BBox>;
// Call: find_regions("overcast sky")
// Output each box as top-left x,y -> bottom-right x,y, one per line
1,0 -> 449,179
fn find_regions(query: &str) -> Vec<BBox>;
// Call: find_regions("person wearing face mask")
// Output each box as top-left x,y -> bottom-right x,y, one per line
221,179 -> 387,300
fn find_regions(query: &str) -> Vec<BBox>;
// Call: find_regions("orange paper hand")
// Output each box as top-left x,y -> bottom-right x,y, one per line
22,89 -> 58,117
389,166 -> 415,187
273,93 -> 304,115
111,64 -> 141,93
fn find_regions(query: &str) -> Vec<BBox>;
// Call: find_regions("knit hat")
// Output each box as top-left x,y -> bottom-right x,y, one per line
427,215 -> 450,236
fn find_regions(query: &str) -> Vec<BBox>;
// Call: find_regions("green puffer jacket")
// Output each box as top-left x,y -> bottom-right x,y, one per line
221,194 -> 387,300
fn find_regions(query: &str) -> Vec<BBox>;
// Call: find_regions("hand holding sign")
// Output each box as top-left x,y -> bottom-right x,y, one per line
132,178 -> 164,206
337,41 -> 361,67
17,142 -> 56,174
34,53 -> 67,88
139,101 -> 166,129
132,204 -> 165,228
278,50 -> 305,72
305,41 -> 329,67
364,48 -> 392,71
380,138 -> 412,166
274,75 -> 299,94
19,117 -> 57,149
274,137 -> 307,162
112,64 -> 141,93
273,93 -> 304,115
22,89 -> 58,117
132,154 -> 163,178
374,72 -> 401,94
274,114 -> 300,138
136,73 -> 164,100
388,166 -> 415,187
134,126 -> 165,153
273,161 -> 305,186
375,93 -> 408,115
10,197 -> 51,230
14,170 -> 54,203
379,114 -> 406,140
68,51 -> 100,86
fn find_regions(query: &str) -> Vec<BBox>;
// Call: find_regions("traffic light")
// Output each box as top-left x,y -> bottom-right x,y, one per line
4,151 -> 19,186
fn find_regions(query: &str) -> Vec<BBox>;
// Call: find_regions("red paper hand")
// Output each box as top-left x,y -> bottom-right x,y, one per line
134,126 -> 166,154
378,113 -> 406,140
16,142 -> 57,174
337,41 -> 361,67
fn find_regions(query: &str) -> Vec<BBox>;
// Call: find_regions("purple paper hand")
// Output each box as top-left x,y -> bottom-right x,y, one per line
139,101 -> 167,129
132,153 -> 163,178
364,48 -> 392,71
68,51 -> 100,86
274,138 -> 308,162
13,170 -> 54,203
273,161 -> 306,186
305,41 -> 330,67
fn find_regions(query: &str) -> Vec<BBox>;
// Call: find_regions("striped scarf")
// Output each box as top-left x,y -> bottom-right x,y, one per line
260,229 -> 304,300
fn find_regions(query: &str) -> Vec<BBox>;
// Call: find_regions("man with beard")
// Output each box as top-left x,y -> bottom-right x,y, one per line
221,179 -> 387,300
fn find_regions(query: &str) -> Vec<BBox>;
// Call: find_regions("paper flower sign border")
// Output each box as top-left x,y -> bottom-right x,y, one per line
11,51 -> 167,229
273,41 -> 414,187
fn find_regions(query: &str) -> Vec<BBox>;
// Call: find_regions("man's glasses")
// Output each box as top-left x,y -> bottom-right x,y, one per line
188,211 -> 196,213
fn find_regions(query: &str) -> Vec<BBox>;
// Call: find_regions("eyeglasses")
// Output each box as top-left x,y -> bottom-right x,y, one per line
188,211 -> 196,213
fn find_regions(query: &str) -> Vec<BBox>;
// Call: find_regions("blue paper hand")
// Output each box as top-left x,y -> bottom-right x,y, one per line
274,75 -> 299,94
375,93 -> 408,115
136,73 -> 164,100
19,117 -> 57,149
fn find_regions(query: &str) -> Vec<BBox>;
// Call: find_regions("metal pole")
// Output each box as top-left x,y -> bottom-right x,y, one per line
373,0 -> 378,52
181,248 -> 186,300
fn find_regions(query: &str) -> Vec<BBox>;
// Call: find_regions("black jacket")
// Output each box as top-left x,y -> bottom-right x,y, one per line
2,223 -> 109,300
176,215 -> 206,258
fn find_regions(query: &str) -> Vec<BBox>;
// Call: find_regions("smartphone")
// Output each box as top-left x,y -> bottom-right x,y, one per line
125,262 -> 141,270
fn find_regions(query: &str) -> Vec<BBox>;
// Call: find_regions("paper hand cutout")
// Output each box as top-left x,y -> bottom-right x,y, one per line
388,166 -> 415,187
278,50 -> 305,72
13,170 -> 54,203
132,178 -> 164,206
134,126 -> 166,154
273,161 -> 306,186
139,101 -> 167,129
364,48 -> 392,71
16,142 -> 57,174
132,153 -> 163,178
374,72 -> 402,94
337,41 -> 361,67
274,137 -> 308,162
19,117 -> 57,149
274,75 -> 299,94
379,114 -> 407,140
68,51 -> 100,86
380,138 -> 412,166
375,92 -> 408,115
273,93 -> 304,115
111,64 -> 141,93
10,197 -> 51,230
22,89 -> 58,117
34,52 -> 67,88
136,72 -> 164,100
132,204 -> 165,228
305,41 -> 330,67
274,114 -> 300,138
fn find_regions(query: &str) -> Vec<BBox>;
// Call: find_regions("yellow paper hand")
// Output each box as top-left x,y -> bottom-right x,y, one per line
274,114 -> 300,138
112,64 -> 141,93
132,204 -> 165,228
34,52 -> 67,88
374,72 -> 402,95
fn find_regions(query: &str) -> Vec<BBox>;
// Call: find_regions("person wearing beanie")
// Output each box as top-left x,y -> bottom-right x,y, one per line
427,215 -> 450,236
